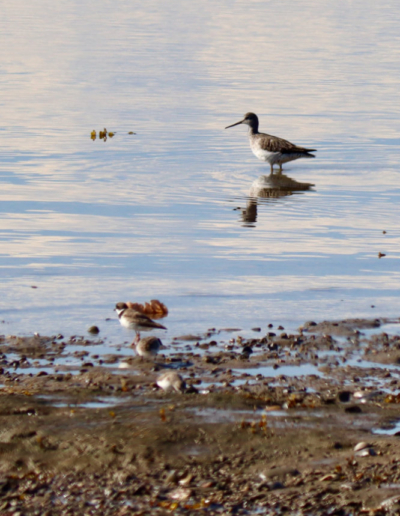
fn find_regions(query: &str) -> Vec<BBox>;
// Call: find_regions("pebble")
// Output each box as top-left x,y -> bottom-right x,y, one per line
165,470 -> 179,484
337,391 -> 351,403
179,473 -> 193,486
319,474 -> 337,482
355,448 -> 376,457
268,481 -> 285,490
340,482 -> 358,491
200,480 -> 215,489
344,405 -> 362,413
354,441 -> 371,452
168,487 -> 192,501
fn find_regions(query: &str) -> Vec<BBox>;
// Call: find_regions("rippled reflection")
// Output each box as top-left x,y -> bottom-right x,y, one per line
238,173 -> 314,226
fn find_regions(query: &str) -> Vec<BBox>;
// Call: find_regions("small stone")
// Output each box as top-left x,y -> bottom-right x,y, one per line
179,473 -> 193,486
268,481 -> 285,490
200,480 -> 215,488
319,474 -> 337,482
345,405 -> 362,414
252,327 -> 261,332
338,391 -> 351,403
354,442 -> 370,452
88,326 -> 100,335
355,448 -> 376,457
165,470 -> 179,484
340,482 -> 358,491
168,487 -> 192,501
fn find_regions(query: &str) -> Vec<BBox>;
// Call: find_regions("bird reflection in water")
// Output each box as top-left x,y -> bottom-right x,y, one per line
238,173 -> 314,227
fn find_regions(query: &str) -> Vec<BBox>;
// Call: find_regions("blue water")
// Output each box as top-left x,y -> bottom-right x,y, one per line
1,1 -> 400,349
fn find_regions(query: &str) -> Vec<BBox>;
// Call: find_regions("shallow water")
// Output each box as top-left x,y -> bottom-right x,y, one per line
1,1 -> 400,350
373,421 -> 400,436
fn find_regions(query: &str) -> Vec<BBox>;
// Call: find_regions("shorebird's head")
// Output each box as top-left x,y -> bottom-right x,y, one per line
225,112 -> 259,130
114,302 -> 128,315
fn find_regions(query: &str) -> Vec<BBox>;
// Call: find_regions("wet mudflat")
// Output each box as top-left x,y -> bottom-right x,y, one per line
1,318 -> 400,514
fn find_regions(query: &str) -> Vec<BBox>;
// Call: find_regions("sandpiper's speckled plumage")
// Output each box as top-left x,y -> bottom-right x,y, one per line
225,112 -> 316,174
157,371 -> 186,393
134,335 -> 162,359
115,302 -> 167,336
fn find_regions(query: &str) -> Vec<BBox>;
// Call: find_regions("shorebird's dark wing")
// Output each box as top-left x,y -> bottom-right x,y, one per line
259,133 -> 316,154
132,311 -> 167,330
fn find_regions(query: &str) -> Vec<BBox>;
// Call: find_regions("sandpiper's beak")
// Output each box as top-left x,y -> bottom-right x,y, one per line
225,119 -> 244,129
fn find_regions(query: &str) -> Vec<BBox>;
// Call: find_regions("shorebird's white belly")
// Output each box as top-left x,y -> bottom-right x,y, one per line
251,145 -> 276,162
120,316 -> 134,329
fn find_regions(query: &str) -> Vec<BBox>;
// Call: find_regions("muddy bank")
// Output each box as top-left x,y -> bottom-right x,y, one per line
1,317 -> 400,514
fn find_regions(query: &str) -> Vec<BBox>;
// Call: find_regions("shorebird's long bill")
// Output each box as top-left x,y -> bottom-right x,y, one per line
225,119 -> 244,129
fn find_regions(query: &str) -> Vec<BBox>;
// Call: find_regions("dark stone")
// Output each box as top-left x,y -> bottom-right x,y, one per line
338,391 -> 351,403
345,405 -> 362,414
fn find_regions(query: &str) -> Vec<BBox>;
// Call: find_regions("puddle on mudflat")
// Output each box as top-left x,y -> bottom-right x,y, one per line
16,366 -> 64,376
372,420 -> 400,436
345,359 -> 400,373
38,395 -> 129,409
187,407 -> 325,424
361,322 -> 400,338
233,363 -> 322,379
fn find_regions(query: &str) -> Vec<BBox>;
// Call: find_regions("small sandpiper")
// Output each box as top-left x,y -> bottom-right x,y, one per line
225,112 -> 316,174
156,371 -> 186,393
134,335 -> 162,359
115,302 -> 167,338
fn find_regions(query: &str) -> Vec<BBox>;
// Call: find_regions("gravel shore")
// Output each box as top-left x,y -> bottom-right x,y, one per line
1,317 -> 400,514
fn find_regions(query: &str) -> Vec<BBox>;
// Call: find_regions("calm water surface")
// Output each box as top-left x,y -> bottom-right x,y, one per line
1,1 -> 400,345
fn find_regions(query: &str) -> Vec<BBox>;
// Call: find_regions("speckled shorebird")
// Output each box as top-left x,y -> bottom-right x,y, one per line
114,302 -> 167,338
157,371 -> 186,393
225,112 -> 316,174
133,335 -> 162,359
